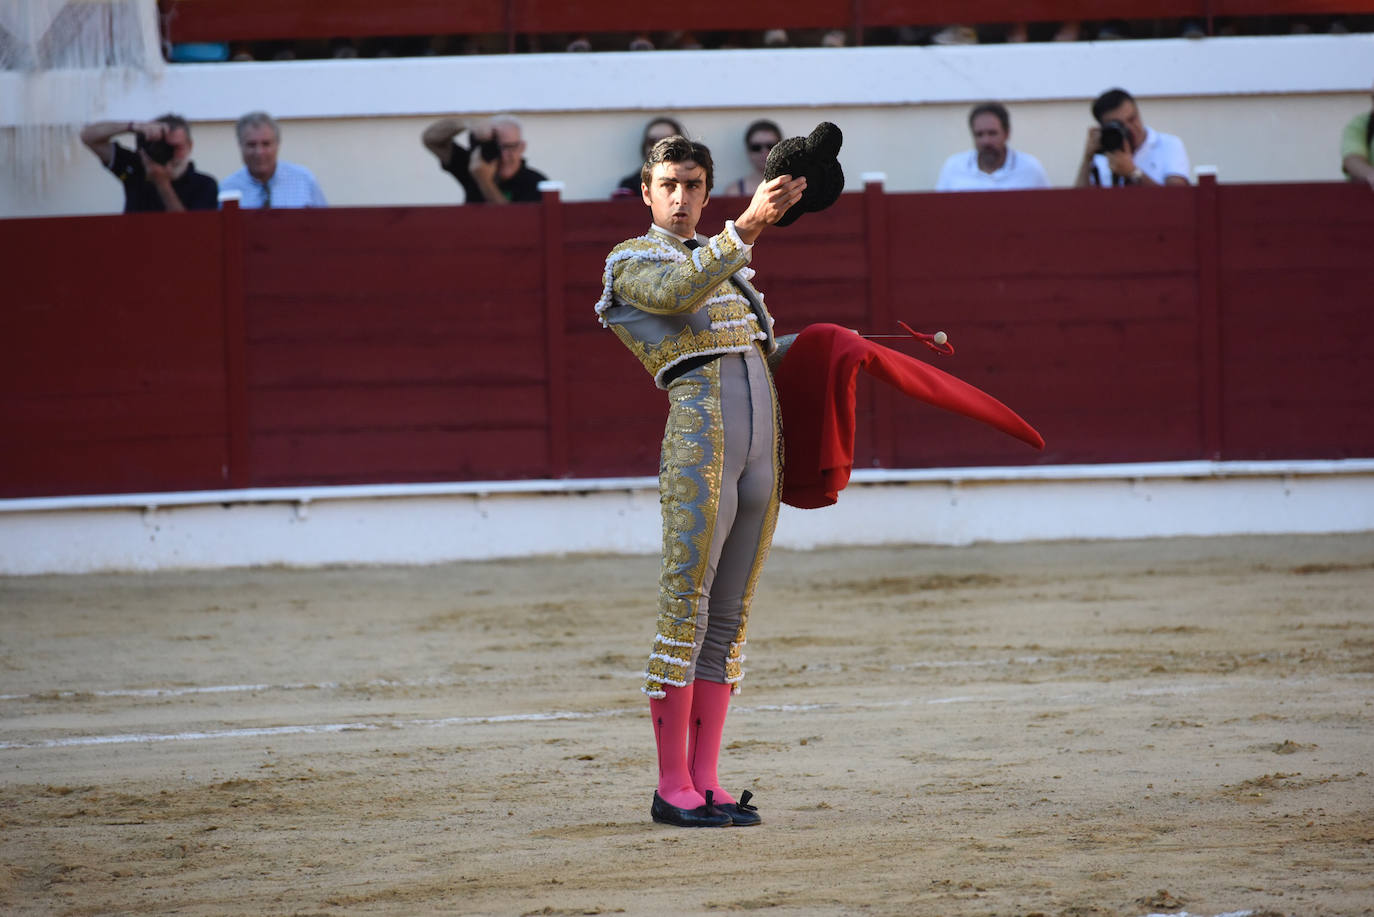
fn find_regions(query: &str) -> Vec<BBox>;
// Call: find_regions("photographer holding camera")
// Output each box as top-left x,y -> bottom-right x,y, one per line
1074,88 -> 1190,188
80,114 -> 219,213
421,115 -> 548,204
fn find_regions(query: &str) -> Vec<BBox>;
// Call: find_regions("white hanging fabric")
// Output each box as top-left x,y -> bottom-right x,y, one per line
1,0 -> 164,188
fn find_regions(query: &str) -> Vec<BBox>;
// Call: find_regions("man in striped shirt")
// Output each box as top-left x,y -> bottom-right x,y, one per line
219,111 -> 328,209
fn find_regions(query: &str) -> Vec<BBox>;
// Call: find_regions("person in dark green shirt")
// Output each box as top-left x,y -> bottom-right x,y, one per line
1340,80 -> 1374,190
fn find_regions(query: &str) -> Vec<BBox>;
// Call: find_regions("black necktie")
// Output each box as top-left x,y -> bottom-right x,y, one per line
260,180 -> 272,209
683,238 -> 700,249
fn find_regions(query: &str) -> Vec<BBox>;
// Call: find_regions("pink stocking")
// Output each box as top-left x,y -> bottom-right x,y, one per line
650,684 -> 705,809
687,679 -> 736,805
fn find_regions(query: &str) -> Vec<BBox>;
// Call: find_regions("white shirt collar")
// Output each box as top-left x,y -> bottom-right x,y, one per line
649,224 -> 699,244
979,148 -> 1017,177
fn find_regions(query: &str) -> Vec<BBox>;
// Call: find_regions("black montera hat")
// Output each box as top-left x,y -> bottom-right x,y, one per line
762,122 -> 845,227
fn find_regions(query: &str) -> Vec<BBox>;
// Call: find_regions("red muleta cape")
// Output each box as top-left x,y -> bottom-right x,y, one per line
772,323 -> 1045,509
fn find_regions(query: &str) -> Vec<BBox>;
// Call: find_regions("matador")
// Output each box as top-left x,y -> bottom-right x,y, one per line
595,135 -> 807,828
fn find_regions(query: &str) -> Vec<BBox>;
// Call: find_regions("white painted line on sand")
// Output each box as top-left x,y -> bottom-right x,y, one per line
0,709 -> 629,751
0,654 -> 1114,704
0,676 -> 466,702
0,693 -> 1022,751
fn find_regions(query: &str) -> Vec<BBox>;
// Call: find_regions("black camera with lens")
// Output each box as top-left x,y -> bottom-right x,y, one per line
1098,119 -> 1130,154
478,135 -> 500,162
136,131 -> 175,165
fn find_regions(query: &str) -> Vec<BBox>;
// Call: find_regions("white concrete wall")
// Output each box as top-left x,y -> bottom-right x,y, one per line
3,462 -> 1372,574
2,34 -> 1370,217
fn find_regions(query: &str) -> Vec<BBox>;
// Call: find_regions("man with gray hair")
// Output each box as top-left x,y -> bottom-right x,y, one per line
219,111 -> 327,208
421,114 -> 548,204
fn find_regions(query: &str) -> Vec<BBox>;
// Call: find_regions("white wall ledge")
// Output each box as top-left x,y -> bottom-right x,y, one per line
4,459 -> 1372,515
3,35 -> 1370,127
3,460 -> 1371,575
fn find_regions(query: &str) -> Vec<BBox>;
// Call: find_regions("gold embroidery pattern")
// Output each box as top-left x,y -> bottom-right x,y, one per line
607,233 -> 748,317
612,319 -> 764,389
643,364 -> 726,698
598,229 -> 775,388
707,300 -> 757,325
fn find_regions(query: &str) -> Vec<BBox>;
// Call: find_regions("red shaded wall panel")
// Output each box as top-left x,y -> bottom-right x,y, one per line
238,206 -> 550,486
887,189 -> 1197,279
879,191 -> 1202,467
160,1 -> 1374,43
240,206 -> 543,297
1217,184 -> 1374,460
860,1 -> 1202,24
160,0 -> 505,42
752,196 -> 871,333
0,213 -> 229,497
253,383 -> 549,432
252,428 -> 550,486
516,0 -> 852,32
5,183 -> 1373,501
6,439 -> 232,497
1216,185 -> 1370,272
563,332 -> 666,478
1213,1 -> 1374,14
558,200 -> 648,334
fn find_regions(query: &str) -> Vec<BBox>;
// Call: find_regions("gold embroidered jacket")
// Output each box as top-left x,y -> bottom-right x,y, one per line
595,222 -> 776,388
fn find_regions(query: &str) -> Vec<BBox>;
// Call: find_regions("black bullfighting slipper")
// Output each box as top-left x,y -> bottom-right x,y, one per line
651,790 -> 732,828
716,789 -> 762,827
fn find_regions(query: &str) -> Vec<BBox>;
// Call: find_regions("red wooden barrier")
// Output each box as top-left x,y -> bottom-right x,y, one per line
1215,183 -> 1374,459
238,205 -> 552,485
157,0 -> 1374,44
2,180 -> 1372,500
1,212 -> 231,497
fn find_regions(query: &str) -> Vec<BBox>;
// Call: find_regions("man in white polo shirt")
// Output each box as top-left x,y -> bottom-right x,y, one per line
1075,88 -> 1190,188
936,102 -> 1051,191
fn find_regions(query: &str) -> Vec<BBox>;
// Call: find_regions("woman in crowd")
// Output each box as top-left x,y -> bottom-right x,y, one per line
721,119 -> 782,196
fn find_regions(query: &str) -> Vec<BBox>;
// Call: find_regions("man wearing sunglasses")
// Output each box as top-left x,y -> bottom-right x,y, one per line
421,115 -> 548,204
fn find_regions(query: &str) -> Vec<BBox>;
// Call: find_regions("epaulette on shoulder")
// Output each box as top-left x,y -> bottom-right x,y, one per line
594,233 -> 685,322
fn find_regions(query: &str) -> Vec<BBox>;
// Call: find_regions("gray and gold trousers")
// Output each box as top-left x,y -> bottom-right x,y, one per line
596,223 -> 783,698
644,345 -> 782,698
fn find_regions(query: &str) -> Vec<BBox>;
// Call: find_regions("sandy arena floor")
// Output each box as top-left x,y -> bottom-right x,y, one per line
2,534 -> 1372,917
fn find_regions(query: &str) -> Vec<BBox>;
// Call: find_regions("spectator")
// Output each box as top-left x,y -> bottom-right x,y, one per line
78,114 -> 219,213
613,116 -> 685,198
720,119 -> 783,197
218,111 -> 327,208
420,115 -> 548,204
1340,79 -> 1374,189
1075,88 -> 1190,187
930,25 -> 977,45
935,102 -> 1050,191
